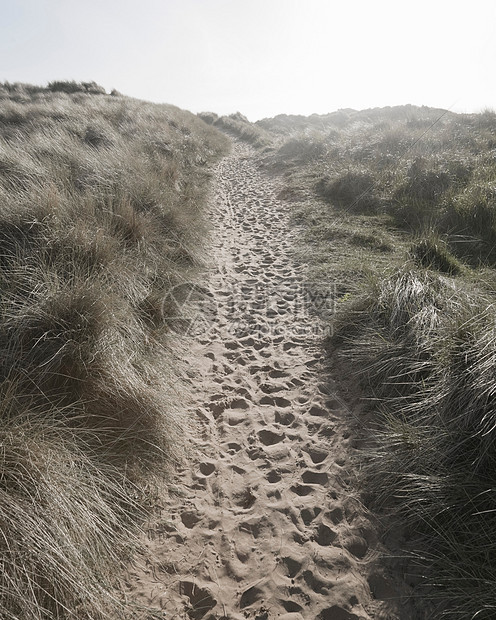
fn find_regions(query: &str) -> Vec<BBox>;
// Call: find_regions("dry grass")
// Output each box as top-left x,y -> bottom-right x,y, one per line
330,270 -> 496,617
0,81 -> 229,618
210,112 -> 271,148
0,389 -> 140,619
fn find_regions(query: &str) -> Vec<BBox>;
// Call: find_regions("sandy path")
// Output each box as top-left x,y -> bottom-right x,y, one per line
125,143 -> 412,619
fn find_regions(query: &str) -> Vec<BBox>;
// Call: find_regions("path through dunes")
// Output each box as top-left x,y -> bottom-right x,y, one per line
124,143 -> 414,619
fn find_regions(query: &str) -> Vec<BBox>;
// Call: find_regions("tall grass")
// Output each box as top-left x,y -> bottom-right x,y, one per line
0,391 -> 140,620
0,81 -> 229,618
330,269 -> 496,617
207,111 -> 271,148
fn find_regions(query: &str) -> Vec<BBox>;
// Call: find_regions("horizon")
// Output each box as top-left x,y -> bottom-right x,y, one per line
2,0 -> 495,122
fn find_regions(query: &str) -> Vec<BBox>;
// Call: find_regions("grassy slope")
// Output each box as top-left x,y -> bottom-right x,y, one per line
253,105 -> 496,618
199,110 -> 272,148
0,81 -> 229,619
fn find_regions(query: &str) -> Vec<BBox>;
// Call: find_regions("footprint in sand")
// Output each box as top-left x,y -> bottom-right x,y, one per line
327,506 -> 344,525
260,395 -> 292,408
232,487 -> 256,510
300,507 -> 322,526
239,585 -> 264,609
290,484 -> 314,497
231,465 -> 246,475
266,469 -> 282,483
302,470 -> 329,485
313,523 -> 338,546
268,369 -> 290,379
275,410 -> 296,426
258,428 -> 285,446
303,446 -> 328,465
180,511 -> 201,529
260,383 -> 285,394
318,606 -> 362,620
229,397 -> 250,409
227,411 -> 247,426
179,581 -> 216,619
199,462 -> 216,476
308,405 -> 328,417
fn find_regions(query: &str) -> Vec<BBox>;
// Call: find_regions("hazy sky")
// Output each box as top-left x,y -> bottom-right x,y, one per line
1,0 -> 495,120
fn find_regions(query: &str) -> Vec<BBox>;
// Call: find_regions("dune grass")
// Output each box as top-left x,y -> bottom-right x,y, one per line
255,105 -> 496,617
199,111 -> 271,149
330,270 -> 496,617
0,81 -> 229,619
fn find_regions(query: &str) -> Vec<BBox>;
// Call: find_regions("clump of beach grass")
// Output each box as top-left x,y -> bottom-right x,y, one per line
213,112 -> 271,148
330,267 -> 496,617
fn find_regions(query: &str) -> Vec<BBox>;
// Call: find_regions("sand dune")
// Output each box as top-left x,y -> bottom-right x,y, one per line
123,143 -> 418,619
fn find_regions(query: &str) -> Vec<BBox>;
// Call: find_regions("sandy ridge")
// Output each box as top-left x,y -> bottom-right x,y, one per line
124,143 -> 414,619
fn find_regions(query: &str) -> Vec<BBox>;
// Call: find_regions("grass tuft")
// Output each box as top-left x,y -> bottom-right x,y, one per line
410,231 -> 462,274
316,170 -> 379,213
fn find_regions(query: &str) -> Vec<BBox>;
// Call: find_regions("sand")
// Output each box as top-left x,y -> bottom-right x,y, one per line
123,143 -> 417,619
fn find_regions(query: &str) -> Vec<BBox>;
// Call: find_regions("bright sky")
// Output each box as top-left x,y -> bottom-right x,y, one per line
1,0 -> 495,120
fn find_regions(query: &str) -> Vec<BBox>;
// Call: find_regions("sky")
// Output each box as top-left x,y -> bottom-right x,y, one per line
1,0 -> 495,121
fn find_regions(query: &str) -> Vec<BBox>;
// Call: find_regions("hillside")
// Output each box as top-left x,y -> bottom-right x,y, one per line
0,81 -> 229,619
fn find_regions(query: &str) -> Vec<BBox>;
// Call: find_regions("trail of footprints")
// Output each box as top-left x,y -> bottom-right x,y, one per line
126,144 -> 404,619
